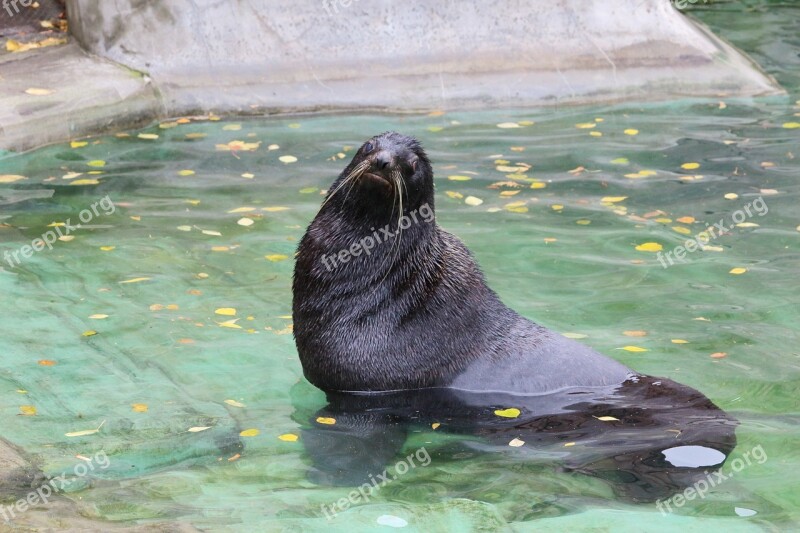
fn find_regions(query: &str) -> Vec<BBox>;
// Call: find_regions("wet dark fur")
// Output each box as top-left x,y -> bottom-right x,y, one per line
293,132 -> 631,393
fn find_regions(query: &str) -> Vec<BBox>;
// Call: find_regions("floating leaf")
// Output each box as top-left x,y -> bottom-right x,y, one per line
228,207 -> 257,213
724,193 -> 739,200
265,254 -> 289,262
299,187 -> 318,194
70,141 -> 88,148
224,399 -> 246,408
509,438 -> 525,447
782,122 -> 800,129
594,416 -> 620,422
100,246 -> 115,251
431,422 -> 441,430
496,122 -> 521,129
601,196 -> 627,203
376,515 -> 408,528
623,330 -> 647,337
89,314 -> 108,319
240,429 -> 260,437
38,359 -> 57,366
188,427 -> 211,433
278,433 -> 299,442
215,308 -> 237,316
218,319 -> 242,329
82,330 -> 98,337
178,169 -> 195,176
216,140 -> 261,152
620,346 -> 648,352
676,216 -> 695,224
494,408 -> 521,418
316,417 -> 336,425
610,158 -> 629,164
448,175 -> 471,181
729,267 -> 747,275
464,196 -> 483,206
202,230 -> 222,236
137,133 -> 159,140
710,352 -> 728,359
624,129 -> 639,136
65,420 -> 105,437
120,277 -> 151,284
672,339 -> 689,344
237,217 -> 255,227
681,162 -> 700,170
262,206 -> 290,212
0,175 -> 27,183
70,179 -> 100,186
635,242 -> 662,252
279,155 -> 298,164
20,405 -> 37,416
562,332 -> 587,339
132,403 -> 148,413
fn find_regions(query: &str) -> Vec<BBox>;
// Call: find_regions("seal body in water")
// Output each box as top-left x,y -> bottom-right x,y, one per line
293,131 -> 633,393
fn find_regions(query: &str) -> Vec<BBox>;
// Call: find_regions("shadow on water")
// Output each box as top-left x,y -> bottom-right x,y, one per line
294,376 -> 738,504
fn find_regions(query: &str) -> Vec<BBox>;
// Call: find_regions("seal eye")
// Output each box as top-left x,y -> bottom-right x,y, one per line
363,142 -> 374,154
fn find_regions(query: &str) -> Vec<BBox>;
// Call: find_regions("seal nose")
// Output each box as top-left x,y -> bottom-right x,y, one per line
374,151 -> 393,171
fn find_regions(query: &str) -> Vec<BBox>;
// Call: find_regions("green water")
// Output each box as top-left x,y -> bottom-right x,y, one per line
1,2 -> 799,532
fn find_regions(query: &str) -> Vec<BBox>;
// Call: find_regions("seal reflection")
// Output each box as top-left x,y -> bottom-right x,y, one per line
296,375 -> 737,503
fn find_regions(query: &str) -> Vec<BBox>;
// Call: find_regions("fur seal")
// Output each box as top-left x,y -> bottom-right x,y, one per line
293,131 -> 634,393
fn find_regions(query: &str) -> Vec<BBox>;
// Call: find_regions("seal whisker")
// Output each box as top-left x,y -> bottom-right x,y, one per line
319,159 -> 370,211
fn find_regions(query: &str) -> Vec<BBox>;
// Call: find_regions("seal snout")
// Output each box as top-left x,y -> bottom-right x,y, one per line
374,150 -> 394,171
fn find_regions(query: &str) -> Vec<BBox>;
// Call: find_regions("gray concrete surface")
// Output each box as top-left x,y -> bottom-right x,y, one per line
0,0 -> 784,152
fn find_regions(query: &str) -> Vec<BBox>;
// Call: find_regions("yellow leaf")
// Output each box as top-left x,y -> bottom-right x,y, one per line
70,141 -> 88,148
215,308 -> 237,316
562,332 -> 587,339
279,155 -> 298,164
601,196 -> 628,203
100,246 -> 116,251
299,187 -> 318,194
530,182 -> 546,189
610,158 -> 629,164
20,405 -> 37,416
590,131 -> 603,137
594,416 -> 620,422
465,196 -> 484,206
576,219 -> 591,225
278,433 -> 299,442
132,403 -> 148,413
223,124 -> 242,131
316,417 -> 337,425
87,160 -> 106,168
240,429 -> 260,437
262,206 -> 290,212
228,207 -> 257,213
0,175 -> 27,183
672,226 -> 692,235
445,191 -> 464,199
265,254 -> 289,262
138,133 -> 159,140
218,319 -> 242,329
448,175 -> 471,181
620,346 -> 648,352
494,408 -> 521,418
500,190 -> 520,197
188,427 -> 212,433
238,217 -> 255,227
676,216 -> 695,224
242,173 -> 255,179
624,129 -> 639,136
564,442 -> 576,447
224,399 -> 246,408
635,242 -> 662,252
782,122 -> 800,129
25,88 -> 54,96
509,438 -> 525,447
729,267 -> 748,275
671,339 -> 689,344
178,169 -> 195,176
681,162 -> 700,170
216,140 -> 261,152
575,122 -> 596,129
724,193 -> 739,200
431,423 -> 441,430
82,330 -> 98,337
70,179 -> 100,186
496,122 -> 521,129
120,277 -> 151,284
89,314 -> 108,319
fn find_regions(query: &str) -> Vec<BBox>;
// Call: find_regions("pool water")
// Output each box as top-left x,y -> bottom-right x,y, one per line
1,1 -> 799,531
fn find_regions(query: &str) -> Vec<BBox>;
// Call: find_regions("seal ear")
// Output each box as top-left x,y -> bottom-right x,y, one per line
412,159 -> 418,172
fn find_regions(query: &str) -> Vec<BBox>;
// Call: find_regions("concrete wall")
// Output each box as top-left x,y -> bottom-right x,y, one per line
66,0 -> 781,114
